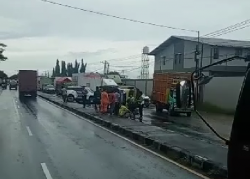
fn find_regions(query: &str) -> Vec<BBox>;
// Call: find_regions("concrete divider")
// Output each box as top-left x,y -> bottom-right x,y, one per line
38,94 -> 228,179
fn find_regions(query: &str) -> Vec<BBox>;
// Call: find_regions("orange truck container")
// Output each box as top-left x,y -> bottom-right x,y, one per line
152,72 -> 192,116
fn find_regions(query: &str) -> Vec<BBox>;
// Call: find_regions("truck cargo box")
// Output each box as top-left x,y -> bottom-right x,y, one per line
18,70 -> 37,98
152,72 -> 192,116
152,72 -> 191,104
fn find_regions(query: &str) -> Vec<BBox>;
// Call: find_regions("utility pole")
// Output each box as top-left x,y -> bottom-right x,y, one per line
101,61 -> 110,75
194,31 -> 201,102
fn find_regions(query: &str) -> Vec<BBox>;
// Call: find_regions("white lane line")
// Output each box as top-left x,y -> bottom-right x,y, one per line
41,98 -> 210,179
41,163 -> 53,179
13,99 -> 20,118
26,126 -> 33,136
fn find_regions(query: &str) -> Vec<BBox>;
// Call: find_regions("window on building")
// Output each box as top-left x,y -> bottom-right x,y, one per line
235,48 -> 243,56
174,54 -> 178,64
213,47 -> 219,59
162,56 -> 166,65
178,53 -> 182,64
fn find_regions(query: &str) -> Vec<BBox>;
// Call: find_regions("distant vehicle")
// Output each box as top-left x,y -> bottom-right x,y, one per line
18,70 -> 37,98
1,83 -> 7,90
43,84 -> 55,94
9,80 -> 17,90
142,94 -> 150,108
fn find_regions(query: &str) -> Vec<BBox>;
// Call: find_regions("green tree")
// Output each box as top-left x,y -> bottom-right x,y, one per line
73,59 -> 80,73
67,63 -> 73,77
0,43 -> 7,61
55,59 -> 60,76
52,68 -> 55,77
9,74 -> 18,79
0,71 -> 8,78
61,60 -> 67,76
79,59 -> 87,73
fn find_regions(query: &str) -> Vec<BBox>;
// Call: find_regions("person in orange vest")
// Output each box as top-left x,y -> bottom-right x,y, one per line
109,89 -> 116,115
100,89 -> 109,113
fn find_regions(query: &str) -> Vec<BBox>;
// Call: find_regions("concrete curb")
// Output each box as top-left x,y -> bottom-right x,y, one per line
39,94 -> 227,179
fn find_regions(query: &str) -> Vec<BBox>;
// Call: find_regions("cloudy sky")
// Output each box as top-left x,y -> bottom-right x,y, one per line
0,0 -> 250,77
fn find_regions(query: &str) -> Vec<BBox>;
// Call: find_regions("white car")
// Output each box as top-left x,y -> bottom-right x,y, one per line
142,94 -> 150,108
66,86 -> 94,103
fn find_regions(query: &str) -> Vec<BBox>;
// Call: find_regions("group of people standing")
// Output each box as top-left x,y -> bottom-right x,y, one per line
93,87 -> 144,122
93,87 -> 121,115
61,85 -> 144,122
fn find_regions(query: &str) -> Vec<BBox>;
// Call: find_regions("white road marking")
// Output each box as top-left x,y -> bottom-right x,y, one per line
13,99 -> 20,119
26,126 -> 33,136
41,163 -> 53,179
41,98 -> 210,179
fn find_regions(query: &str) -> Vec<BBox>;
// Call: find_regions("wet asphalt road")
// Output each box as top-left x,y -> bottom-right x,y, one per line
0,90 -> 204,179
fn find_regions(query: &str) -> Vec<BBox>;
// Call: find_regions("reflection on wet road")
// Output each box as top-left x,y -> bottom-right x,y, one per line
0,90 -> 205,179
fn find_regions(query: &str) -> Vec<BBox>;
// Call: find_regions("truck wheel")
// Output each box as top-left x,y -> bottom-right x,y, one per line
19,92 -> 24,99
169,109 -> 175,116
186,112 -> 191,117
156,105 -> 163,113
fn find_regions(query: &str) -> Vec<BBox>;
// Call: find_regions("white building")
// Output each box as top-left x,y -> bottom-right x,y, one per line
149,36 -> 250,110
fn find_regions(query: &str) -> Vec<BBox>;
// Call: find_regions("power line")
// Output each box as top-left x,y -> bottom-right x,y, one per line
204,19 -> 250,37
88,54 -> 142,65
208,24 -> 250,38
40,0 -> 197,32
127,61 -> 154,72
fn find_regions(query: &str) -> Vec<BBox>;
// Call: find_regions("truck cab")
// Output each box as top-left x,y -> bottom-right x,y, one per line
9,79 -> 17,90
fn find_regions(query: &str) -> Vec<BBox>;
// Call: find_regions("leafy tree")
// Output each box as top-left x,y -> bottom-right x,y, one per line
0,43 -> 7,61
0,71 -> 8,78
79,59 -> 87,73
67,63 -> 73,77
73,59 -> 80,73
9,74 -> 18,79
52,68 -> 55,77
61,60 -> 67,76
55,59 -> 60,76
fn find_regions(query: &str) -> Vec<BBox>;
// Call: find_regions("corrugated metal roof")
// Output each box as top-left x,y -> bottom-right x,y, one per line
149,35 -> 250,55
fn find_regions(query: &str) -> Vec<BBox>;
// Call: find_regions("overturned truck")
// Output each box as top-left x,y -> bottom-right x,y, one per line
152,72 -> 193,117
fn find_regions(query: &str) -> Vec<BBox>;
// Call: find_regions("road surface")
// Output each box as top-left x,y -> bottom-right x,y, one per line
0,90 -> 206,179
143,108 -> 232,144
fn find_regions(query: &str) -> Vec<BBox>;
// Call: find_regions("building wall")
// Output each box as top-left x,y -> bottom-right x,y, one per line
184,40 -> 249,69
121,79 -> 153,96
203,76 -> 244,110
154,44 -> 174,71
154,40 -> 249,73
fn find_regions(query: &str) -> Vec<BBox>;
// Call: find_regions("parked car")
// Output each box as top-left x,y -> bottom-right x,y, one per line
66,86 -> 94,103
43,84 -> 55,94
142,94 -> 150,108
1,83 -> 7,90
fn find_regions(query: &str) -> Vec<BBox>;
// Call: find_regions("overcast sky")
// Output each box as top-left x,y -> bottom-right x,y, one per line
1,0 -> 250,77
